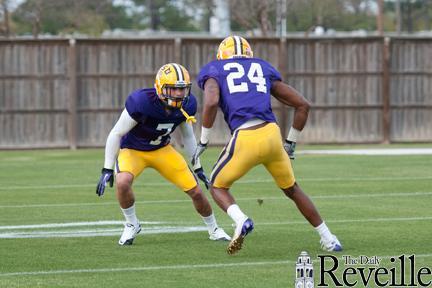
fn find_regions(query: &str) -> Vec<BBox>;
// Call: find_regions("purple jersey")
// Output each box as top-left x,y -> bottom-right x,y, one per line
197,58 -> 281,132
120,88 -> 197,151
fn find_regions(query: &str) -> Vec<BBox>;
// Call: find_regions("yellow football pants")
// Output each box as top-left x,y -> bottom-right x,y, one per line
211,123 -> 296,189
116,145 -> 197,192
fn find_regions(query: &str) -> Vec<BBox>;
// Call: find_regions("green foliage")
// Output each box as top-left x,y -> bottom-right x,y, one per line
8,0 -> 432,36
384,0 -> 432,32
158,2 -> 199,31
12,0 -> 136,36
284,0 -> 376,31
101,3 -> 138,30
131,0 -> 201,31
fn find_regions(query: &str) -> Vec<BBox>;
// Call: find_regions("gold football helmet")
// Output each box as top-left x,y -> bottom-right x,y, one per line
217,35 -> 254,60
154,63 -> 192,109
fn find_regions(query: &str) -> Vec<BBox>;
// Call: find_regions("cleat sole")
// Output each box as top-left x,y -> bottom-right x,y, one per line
227,218 -> 254,255
227,236 -> 244,255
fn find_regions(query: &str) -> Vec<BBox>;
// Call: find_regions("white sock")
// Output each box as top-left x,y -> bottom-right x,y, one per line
121,204 -> 139,226
287,127 -> 301,142
202,213 -> 218,233
315,222 -> 332,241
227,204 -> 248,226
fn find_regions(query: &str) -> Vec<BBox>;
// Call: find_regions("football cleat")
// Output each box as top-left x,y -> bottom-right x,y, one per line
217,35 -> 254,60
209,227 -> 231,241
320,234 -> 343,252
118,222 -> 142,246
154,63 -> 191,109
283,140 -> 296,160
227,218 -> 254,255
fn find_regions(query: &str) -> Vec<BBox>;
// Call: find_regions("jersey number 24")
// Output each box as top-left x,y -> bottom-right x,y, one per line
223,62 -> 267,94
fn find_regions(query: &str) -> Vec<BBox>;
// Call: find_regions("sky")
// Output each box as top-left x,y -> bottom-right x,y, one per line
8,0 -> 25,11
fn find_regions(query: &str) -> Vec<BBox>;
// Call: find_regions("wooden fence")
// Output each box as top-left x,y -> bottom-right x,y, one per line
0,37 -> 431,149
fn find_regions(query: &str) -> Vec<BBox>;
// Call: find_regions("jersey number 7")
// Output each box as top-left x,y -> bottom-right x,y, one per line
223,62 -> 267,94
150,123 -> 174,145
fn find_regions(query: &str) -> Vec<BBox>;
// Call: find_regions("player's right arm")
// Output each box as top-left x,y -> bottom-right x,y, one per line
192,77 -> 221,163
201,77 -> 220,132
271,81 -> 311,159
96,109 -> 137,197
104,109 -> 138,169
200,77 -> 220,142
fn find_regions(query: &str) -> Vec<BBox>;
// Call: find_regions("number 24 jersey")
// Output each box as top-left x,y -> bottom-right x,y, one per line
197,58 -> 282,133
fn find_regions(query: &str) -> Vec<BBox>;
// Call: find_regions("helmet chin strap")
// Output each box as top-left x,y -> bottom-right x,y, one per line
180,107 -> 196,124
161,96 -> 196,124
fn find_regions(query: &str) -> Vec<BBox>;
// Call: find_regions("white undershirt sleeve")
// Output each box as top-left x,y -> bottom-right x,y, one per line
104,109 -> 138,169
179,122 -> 201,169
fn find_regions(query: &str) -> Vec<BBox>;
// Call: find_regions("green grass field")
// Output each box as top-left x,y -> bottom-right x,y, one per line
0,146 -> 431,287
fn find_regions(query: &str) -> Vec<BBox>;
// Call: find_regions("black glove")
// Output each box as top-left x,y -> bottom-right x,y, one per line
192,141 -> 208,167
194,167 -> 211,190
284,140 -> 296,160
96,168 -> 114,197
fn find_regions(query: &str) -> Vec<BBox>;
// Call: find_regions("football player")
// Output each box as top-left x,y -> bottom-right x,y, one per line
193,36 -> 342,254
96,63 -> 230,245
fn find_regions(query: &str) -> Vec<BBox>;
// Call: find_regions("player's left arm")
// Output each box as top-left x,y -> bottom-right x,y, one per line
179,122 -> 210,188
179,122 -> 201,170
271,80 -> 311,159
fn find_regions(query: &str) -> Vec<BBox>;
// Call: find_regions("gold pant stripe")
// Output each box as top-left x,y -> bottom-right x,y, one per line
210,130 -> 239,182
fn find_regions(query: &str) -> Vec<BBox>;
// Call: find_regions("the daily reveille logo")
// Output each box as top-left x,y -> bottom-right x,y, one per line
294,253 -> 431,287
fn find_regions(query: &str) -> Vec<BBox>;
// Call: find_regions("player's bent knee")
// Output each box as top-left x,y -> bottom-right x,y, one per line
282,182 -> 298,198
115,172 -> 134,193
186,185 -> 202,200
116,180 -> 131,194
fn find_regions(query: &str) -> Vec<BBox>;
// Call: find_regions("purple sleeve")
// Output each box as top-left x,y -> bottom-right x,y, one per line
182,94 -> 197,120
125,92 -> 145,122
197,62 -> 220,90
265,61 -> 282,84
188,95 -> 197,116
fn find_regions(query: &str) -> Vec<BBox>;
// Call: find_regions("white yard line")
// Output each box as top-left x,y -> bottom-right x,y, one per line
1,176 -> 432,191
311,191 -> 432,199
1,191 -> 431,209
1,254 -> 431,277
0,221 -> 163,230
0,216 -> 430,239
0,260 -> 293,277
299,148 -> 432,155
0,226 -> 207,239
256,216 -> 432,226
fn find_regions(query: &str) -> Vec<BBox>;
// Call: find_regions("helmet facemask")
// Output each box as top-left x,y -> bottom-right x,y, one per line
159,82 -> 191,109
155,63 -> 192,109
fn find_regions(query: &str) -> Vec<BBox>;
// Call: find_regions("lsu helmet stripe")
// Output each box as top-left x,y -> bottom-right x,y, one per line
172,63 -> 184,81
239,37 -> 244,55
233,36 -> 239,55
217,35 -> 253,60
234,35 -> 244,56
